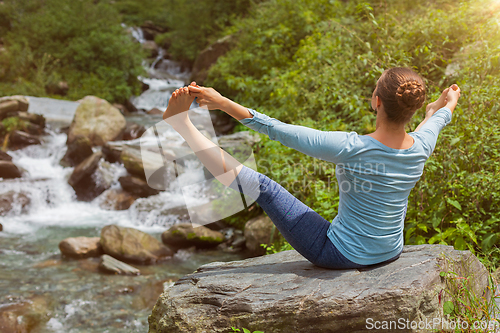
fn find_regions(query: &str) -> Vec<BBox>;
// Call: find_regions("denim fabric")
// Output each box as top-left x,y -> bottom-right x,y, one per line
230,165 -> 403,269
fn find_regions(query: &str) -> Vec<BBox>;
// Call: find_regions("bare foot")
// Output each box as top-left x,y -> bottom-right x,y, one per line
163,85 -> 196,125
426,87 -> 449,116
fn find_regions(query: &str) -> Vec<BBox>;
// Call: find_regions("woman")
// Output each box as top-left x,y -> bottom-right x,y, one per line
162,67 -> 461,269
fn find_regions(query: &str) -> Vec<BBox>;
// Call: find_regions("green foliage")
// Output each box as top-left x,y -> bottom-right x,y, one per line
207,0 -> 500,267
438,254 -> 499,331
1,117 -> 27,135
0,0 -> 145,103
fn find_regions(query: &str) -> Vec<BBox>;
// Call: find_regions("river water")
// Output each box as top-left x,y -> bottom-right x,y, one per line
0,27 -> 247,332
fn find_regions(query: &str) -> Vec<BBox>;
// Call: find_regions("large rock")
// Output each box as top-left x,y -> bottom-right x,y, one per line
0,95 -> 29,120
119,175 -> 160,198
99,188 -> 137,210
190,35 -> 234,85
68,152 -> 111,201
100,225 -> 173,264
0,295 -> 50,333
67,96 -> 126,146
244,215 -> 276,256
0,150 -> 13,161
59,237 -> 103,259
0,160 -> 22,178
99,254 -> 141,275
161,223 -> 225,250
60,135 -> 93,167
0,191 -> 30,216
9,130 -> 41,147
148,245 -> 490,333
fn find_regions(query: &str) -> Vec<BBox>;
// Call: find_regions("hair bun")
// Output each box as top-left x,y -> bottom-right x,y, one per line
396,80 -> 426,110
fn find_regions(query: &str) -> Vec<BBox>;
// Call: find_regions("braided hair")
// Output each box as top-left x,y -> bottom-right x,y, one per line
375,68 -> 426,124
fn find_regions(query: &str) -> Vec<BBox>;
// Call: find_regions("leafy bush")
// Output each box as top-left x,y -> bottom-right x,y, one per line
0,0 -> 145,103
207,0 -> 500,268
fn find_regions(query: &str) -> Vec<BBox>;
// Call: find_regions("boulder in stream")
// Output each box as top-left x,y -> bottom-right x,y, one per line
60,135 -> 93,167
68,151 -> 107,201
67,95 -> 126,146
119,175 -> 160,198
9,130 -> 41,147
101,224 -> 173,264
0,95 -> 29,120
148,245 -> 490,333
161,223 -> 225,250
99,188 -> 137,210
0,160 -> 22,179
59,237 -> 103,259
99,254 -> 141,275
0,150 -> 13,161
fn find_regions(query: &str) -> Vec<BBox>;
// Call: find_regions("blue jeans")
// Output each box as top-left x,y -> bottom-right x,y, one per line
229,165 -> 402,269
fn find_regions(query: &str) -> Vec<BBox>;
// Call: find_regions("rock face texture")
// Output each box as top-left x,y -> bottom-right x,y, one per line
244,215 -> 275,256
100,225 -> 173,264
148,245 -> 490,333
67,96 -> 126,146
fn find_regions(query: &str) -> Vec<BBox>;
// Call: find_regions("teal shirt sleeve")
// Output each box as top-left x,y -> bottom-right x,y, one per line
412,107 -> 453,157
238,108 -> 351,163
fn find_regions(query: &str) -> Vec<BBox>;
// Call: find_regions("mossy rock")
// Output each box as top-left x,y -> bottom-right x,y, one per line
161,223 -> 225,249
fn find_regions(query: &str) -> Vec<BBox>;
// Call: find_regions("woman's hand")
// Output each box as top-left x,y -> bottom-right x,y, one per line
445,84 -> 461,113
187,82 -> 228,111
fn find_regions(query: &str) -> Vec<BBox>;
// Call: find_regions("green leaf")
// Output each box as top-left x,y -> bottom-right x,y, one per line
443,301 -> 454,315
439,271 -> 447,277
243,329 -> 251,333
450,137 -> 460,146
446,198 -> 462,211
454,236 -> 467,250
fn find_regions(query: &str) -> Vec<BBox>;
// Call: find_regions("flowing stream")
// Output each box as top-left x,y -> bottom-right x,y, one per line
0,27 -> 247,332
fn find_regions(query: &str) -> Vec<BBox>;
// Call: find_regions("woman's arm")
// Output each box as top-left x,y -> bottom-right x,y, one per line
188,83 -> 350,163
415,84 -> 460,132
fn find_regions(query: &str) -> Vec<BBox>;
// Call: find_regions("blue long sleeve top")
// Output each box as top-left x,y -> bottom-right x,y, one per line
238,107 -> 453,265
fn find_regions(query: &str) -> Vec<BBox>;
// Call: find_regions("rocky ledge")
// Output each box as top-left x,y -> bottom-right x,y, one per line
148,244 -> 490,333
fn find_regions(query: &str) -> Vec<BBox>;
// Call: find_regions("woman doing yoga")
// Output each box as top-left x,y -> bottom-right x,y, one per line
162,67 -> 461,269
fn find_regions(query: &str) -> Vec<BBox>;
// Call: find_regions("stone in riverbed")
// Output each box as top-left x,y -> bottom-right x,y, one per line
0,160 -> 22,178
60,135 -> 93,167
68,151 -> 110,201
101,225 -> 173,264
99,188 -> 137,210
59,236 -> 103,259
0,150 -> 13,161
148,245 -> 490,333
0,190 -> 30,216
161,223 -> 225,250
244,215 -> 276,256
0,95 -> 29,120
67,95 -> 126,146
9,130 -> 41,147
99,254 -> 140,275
119,175 -> 160,198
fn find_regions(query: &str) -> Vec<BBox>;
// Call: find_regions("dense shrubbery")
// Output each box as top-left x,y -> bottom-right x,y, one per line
206,0 -> 500,268
0,0 -> 145,103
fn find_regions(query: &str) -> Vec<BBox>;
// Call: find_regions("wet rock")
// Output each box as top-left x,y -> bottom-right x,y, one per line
0,223 -> 2,231
119,175 -> 160,198
148,245 -> 490,333
59,236 -> 103,259
0,295 -> 50,333
0,160 -> 22,178
16,111 -> 46,128
0,191 -> 30,216
244,215 -> 276,256
0,150 -> 12,161
190,35 -> 234,85
124,98 -> 138,113
161,223 -> 225,250
147,108 -> 163,115
99,188 -> 137,210
99,254 -> 140,275
67,95 -> 126,146
141,20 -> 167,41
9,130 -> 41,147
68,152 -> 102,187
0,95 -> 29,120
102,143 -> 122,163
101,224 -> 173,264
60,135 -> 93,167
68,152 -> 111,201
123,122 -> 146,141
